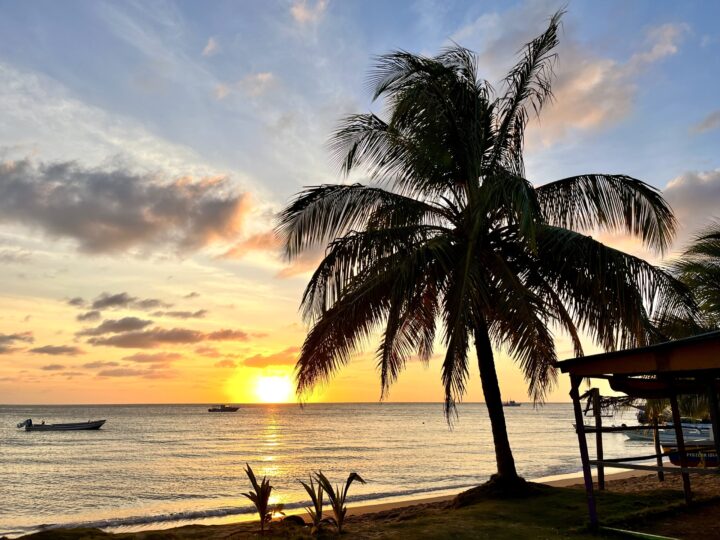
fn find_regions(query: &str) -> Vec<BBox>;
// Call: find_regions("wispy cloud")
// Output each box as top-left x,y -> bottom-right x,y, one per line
0,332 -> 34,354
77,317 -> 153,336
40,364 -> 65,371
30,345 -> 85,356
87,327 -> 250,348
290,0 -> 328,24
243,346 -> 299,368
202,36 -> 220,57
89,292 -> 173,311
691,110 -> 720,134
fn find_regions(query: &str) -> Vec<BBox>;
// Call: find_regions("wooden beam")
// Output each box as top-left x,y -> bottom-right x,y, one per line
588,460 -> 720,475
669,392 -> 692,503
653,418 -> 664,482
592,389 -> 605,490
706,382 -> 720,461
570,376 -> 598,527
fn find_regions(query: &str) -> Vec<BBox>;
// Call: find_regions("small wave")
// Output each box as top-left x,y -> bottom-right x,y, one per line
21,483 -> 480,536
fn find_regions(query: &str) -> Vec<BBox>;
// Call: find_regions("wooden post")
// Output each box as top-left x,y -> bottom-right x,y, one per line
669,391 -> 692,503
592,389 -> 605,490
571,375 -> 598,527
706,381 -> 720,463
652,417 -> 664,481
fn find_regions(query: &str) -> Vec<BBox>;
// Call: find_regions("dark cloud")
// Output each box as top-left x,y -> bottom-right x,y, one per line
77,310 -> 102,322
0,159 -> 250,253
122,352 -> 183,364
195,346 -> 222,357
77,317 -> 153,336
90,292 -> 173,311
88,327 -> 249,348
40,364 -> 65,371
151,309 -> 207,319
243,346 -> 299,368
184,292 -> 200,299
0,331 -> 34,353
215,359 -> 236,368
30,345 -> 85,356
82,361 -> 120,369
67,297 -> 85,307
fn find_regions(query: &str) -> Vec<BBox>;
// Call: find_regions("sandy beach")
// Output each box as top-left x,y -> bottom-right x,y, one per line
16,468 -> 720,539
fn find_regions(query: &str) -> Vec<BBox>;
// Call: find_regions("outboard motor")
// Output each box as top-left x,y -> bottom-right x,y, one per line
16,419 -> 31,429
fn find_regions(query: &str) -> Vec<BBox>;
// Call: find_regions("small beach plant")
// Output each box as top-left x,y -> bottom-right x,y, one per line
316,471 -> 366,534
242,463 -> 273,534
299,474 -> 325,533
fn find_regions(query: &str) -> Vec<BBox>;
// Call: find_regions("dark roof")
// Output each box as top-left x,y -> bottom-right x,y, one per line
557,330 -> 720,377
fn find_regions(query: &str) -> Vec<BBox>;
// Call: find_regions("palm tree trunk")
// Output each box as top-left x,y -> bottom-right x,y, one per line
474,320 -> 519,480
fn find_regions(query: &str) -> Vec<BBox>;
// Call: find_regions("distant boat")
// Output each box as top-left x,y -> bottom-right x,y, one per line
503,400 -> 521,407
16,419 -> 106,431
208,405 -> 239,413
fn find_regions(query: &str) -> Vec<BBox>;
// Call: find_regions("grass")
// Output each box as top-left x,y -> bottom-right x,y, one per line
18,484 -> 705,539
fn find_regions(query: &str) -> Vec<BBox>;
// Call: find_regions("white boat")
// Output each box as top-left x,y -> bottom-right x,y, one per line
624,423 -> 713,444
16,419 -> 106,431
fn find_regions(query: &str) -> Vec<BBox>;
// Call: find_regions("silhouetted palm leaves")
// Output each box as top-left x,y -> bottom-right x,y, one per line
278,9 -> 695,481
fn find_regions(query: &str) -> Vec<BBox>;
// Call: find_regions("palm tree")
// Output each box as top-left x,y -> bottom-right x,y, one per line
672,221 -> 720,330
278,11 -> 694,486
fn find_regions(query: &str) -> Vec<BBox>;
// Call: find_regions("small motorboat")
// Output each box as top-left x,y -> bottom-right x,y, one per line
625,423 -> 713,444
663,444 -> 718,468
208,405 -> 239,413
503,400 -> 521,407
16,419 -> 106,431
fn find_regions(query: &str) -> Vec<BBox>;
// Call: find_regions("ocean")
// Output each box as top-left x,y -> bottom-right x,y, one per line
0,403 -> 650,537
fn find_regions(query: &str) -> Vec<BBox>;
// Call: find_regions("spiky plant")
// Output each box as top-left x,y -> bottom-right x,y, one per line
316,471 -> 366,534
242,463 -> 273,534
299,474 -> 325,533
278,10 -> 695,487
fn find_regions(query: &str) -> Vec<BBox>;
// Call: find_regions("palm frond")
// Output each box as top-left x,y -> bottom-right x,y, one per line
491,10 -> 563,175
536,174 -> 677,253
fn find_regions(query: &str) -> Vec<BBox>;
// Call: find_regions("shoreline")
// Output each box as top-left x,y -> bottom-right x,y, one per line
10,468 -> 650,538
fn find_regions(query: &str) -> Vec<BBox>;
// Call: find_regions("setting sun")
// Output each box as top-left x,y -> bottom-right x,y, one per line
255,375 -> 294,403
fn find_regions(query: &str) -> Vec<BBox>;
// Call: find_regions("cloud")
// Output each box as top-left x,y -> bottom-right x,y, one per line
202,37 -> 220,57
97,367 -> 146,377
122,352 -> 183,364
195,346 -> 221,357
243,346 -> 299,368
67,297 -> 85,307
151,309 -> 207,319
90,292 -> 172,311
40,364 -> 65,371
214,83 -> 230,100
290,0 -> 328,24
214,359 -> 236,368
691,110 -> 720,134
82,361 -> 120,368
239,72 -> 275,97
88,327 -> 250,348
184,292 -> 200,299
223,230 -> 281,258
77,310 -> 102,322
450,6 -> 688,146
0,248 -> 32,264
276,250 -> 324,278
0,160 -> 251,254
30,345 -> 85,356
664,169 -> 720,246
0,331 -> 34,353
77,317 -> 153,336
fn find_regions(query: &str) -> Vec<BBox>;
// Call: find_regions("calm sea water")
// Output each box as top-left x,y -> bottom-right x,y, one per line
0,403 -> 650,537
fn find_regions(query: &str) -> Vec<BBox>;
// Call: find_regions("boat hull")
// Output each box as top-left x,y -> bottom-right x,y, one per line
25,420 -> 106,431
663,445 -> 718,468
208,407 -> 239,412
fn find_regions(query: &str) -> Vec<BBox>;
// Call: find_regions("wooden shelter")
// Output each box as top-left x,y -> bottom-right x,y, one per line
557,330 -> 720,527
